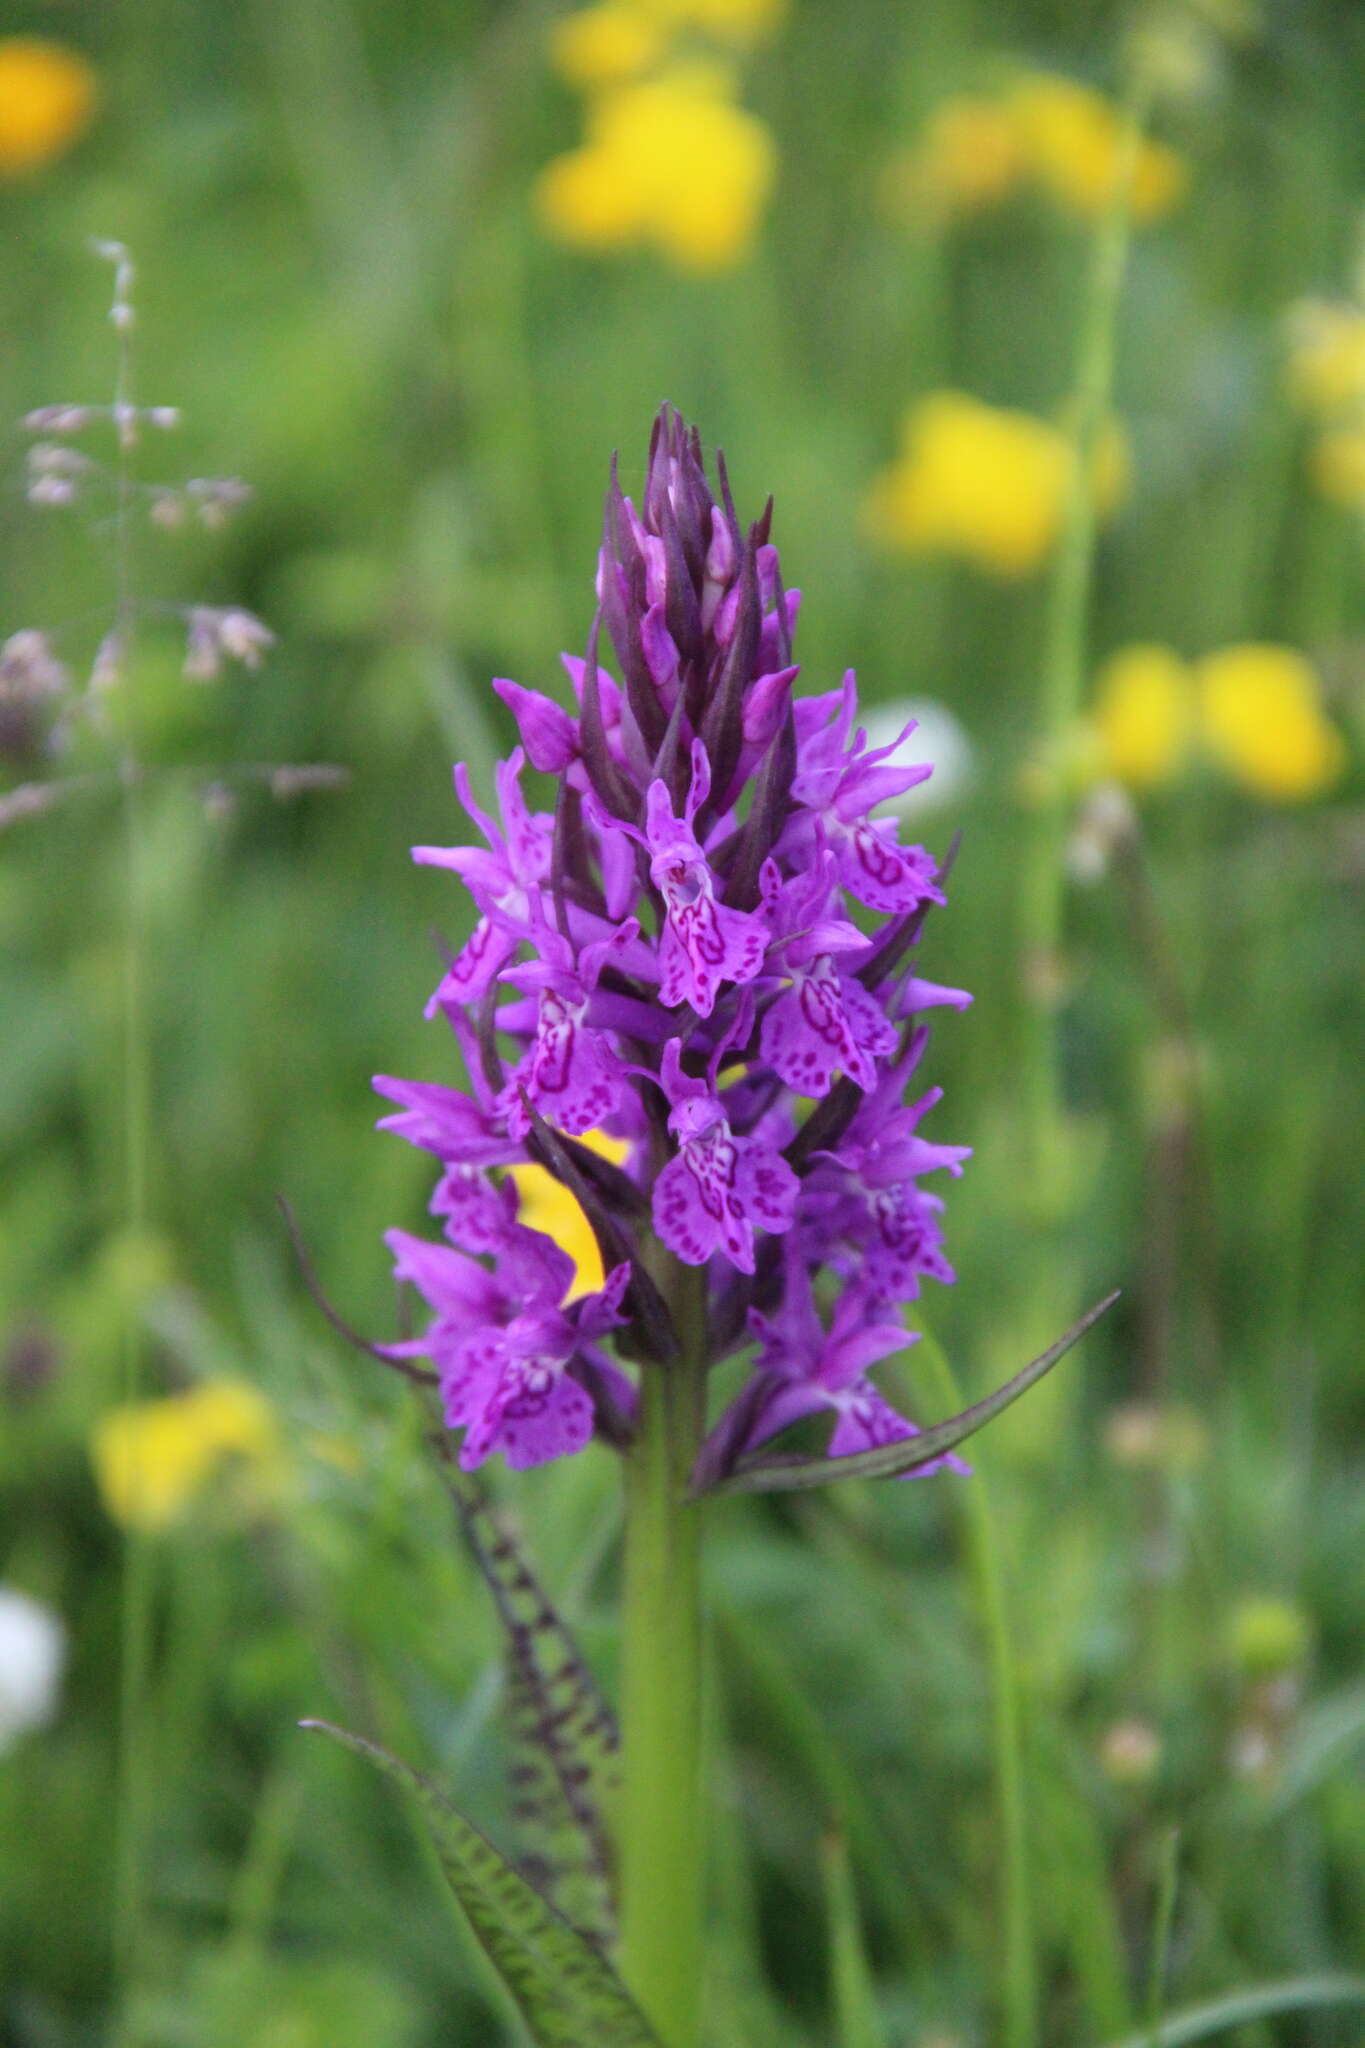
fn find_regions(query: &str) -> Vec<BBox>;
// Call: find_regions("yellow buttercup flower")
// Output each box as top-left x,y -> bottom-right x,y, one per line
535,62 -> 776,270
863,391 -> 1129,580
508,1128 -> 632,1300
91,1381 -> 283,1533
1285,299 -> 1365,416
550,4 -> 670,88
649,0 -> 787,44
1009,73 -> 1187,223
1091,644 -> 1193,788
549,0 -> 786,88
884,95 -> 1026,222
1195,645 -> 1345,802
0,39 -> 96,175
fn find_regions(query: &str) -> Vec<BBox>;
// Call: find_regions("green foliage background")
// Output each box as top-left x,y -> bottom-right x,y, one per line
2,1 -> 1362,2042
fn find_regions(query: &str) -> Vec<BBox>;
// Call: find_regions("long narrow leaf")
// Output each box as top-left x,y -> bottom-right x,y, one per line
300,1720 -> 661,2048
697,1292 -> 1119,1497
1099,1973 -> 1365,2048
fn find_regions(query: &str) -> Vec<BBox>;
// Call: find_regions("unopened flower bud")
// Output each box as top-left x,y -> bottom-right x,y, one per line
1103,1401 -> 1207,1474
1229,1721 -> 1275,1779
1227,1596 -> 1313,1679
1068,779 -> 1137,883
1099,1717 -> 1162,1786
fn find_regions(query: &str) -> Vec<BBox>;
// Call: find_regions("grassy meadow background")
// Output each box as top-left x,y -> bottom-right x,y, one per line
2,0 -> 1363,2042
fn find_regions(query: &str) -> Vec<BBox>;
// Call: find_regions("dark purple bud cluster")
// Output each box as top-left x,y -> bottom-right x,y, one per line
376,409 -> 971,1481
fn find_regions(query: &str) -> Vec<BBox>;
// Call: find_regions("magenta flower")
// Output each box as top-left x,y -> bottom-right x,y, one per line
374,409 -> 972,1480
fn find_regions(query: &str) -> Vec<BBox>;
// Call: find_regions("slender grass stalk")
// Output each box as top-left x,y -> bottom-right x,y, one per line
1018,78 -> 1150,1207
820,1825 -> 888,2048
913,1317 -> 1035,2048
1145,1827 -> 1181,2047
101,243 -> 156,2044
618,1260 -> 708,2048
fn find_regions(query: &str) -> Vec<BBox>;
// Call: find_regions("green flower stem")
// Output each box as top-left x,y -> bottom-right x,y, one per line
912,1317 -> 1034,2048
105,246 -> 156,2044
618,1260 -> 708,2048
1018,77 -> 1149,1205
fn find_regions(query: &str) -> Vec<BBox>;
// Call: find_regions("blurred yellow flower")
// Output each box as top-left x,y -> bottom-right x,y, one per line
1078,640 -> 1346,802
91,1381 -> 283,1533
536,63 -> 776,269
1311,423 -> 1365,507
508,1128 -> 631,1300
1008,73 -> 1187,223
863,391 -> 1129,580
891,73 -> 1187,230
1092,643 -> 1194,787
1195,644 -> 1345,802
550,4 -> 670,88
0,39 -> 96,175
1285,299 -> 1365,416
884,95 -> 1025,222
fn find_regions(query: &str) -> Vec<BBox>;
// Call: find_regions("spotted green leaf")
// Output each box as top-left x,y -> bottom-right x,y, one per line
301,1719 -> 660,2048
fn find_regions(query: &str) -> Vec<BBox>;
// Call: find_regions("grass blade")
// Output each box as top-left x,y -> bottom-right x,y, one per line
1100,1974 -> 1365,2048
820,1825 -> 888,2048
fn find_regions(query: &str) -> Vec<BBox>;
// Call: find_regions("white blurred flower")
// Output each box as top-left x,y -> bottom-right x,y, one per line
0,1586 -> 66,1753
860,697 -> 975,817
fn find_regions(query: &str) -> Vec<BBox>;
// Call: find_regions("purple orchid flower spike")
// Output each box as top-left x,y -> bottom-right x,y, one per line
367,405 -> 982,1480
328,408 -> 1129,2048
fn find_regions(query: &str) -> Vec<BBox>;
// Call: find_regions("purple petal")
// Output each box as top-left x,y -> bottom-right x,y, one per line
460,1361 -> 596,1471
492,678 -> 578,772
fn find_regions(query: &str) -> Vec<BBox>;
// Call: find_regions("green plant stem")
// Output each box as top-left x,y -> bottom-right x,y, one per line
1018,79 -> 1149,1204
104,246 -> 155,2045
913,1318 -> 1034,2048
618,1262 -> 708,2048
1145,1828 -> 1181,2047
